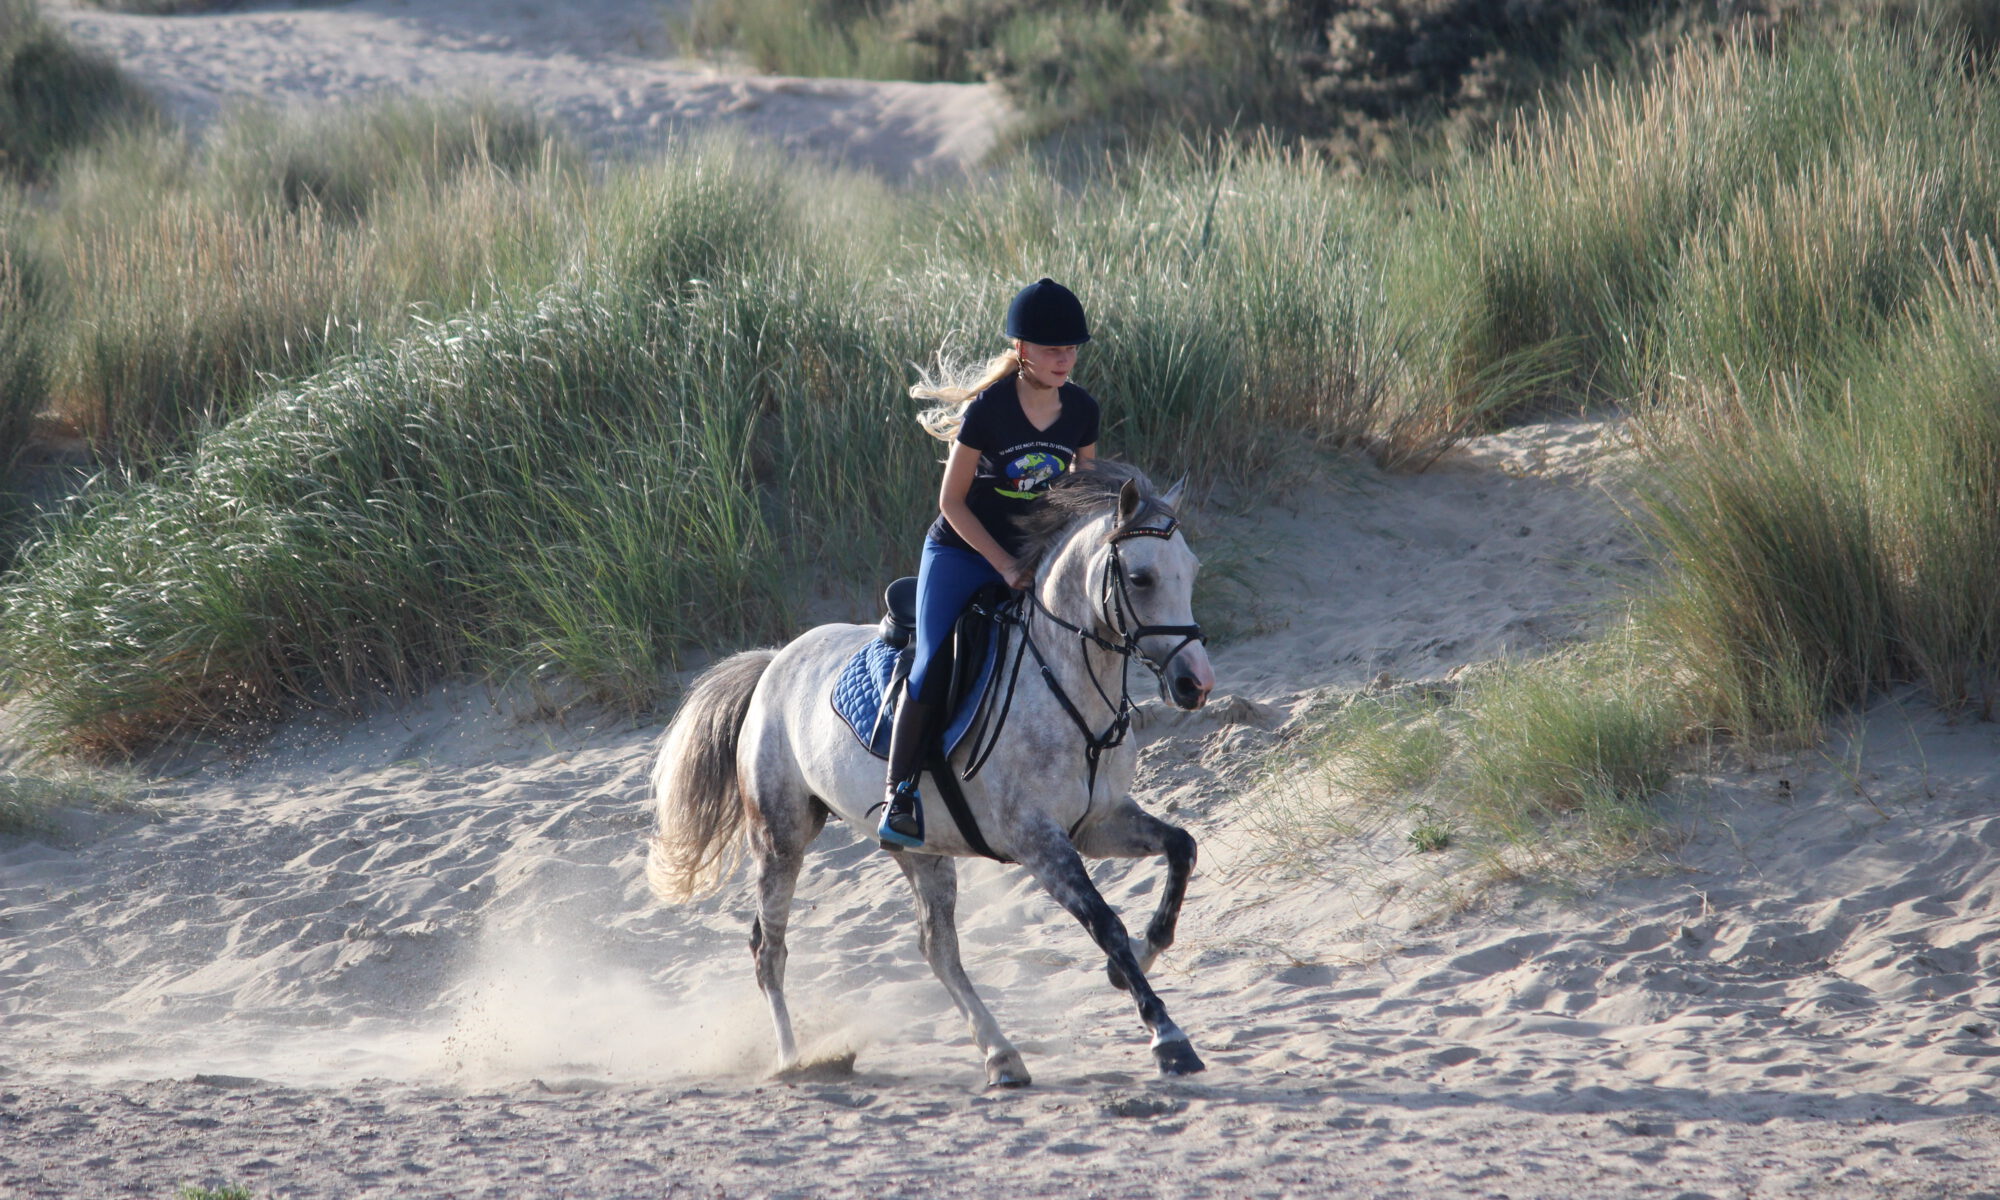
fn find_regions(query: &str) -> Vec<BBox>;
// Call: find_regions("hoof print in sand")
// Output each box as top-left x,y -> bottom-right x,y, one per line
773,1052 -> 858,1082
1100,1093 -> 1187,1119
189,1074 -> 264,1090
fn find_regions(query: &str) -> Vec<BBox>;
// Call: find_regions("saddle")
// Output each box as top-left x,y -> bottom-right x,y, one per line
830,577 -> 1011,764
878,576 -> 1009,711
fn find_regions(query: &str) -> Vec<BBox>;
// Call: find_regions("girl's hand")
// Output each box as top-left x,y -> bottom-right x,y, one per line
1001,560 -> 1034,591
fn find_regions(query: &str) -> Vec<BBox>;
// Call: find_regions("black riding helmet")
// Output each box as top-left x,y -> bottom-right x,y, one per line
1004,278 -> 1091,346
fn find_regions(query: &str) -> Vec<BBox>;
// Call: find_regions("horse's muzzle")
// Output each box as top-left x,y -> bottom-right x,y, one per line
1166,651 -> 1213,711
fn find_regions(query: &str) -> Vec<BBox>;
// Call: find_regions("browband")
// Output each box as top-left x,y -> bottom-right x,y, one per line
1111,515 -> 1180,543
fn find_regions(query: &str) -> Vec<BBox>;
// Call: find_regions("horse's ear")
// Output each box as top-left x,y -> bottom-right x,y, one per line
1162,476 -> 1187,510
1117,478 -> 1142,525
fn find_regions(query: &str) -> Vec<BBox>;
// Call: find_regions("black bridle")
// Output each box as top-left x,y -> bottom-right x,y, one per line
962,515 -> 1208,808
1094,517 -> 1209,685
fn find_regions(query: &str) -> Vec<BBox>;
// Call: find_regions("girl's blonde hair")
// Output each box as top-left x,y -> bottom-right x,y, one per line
912,345 -> 1020,442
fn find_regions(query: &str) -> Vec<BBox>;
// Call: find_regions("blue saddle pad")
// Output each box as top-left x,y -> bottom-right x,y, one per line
830,632 -> 999,762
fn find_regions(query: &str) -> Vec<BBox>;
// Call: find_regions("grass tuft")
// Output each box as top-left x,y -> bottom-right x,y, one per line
203,96 -> 565,222
1266,636 -> 1686,888
0,763 -> 138,834
0,0 -> 158,183
173,1186 -> 254,1200
85,1 -> 238,11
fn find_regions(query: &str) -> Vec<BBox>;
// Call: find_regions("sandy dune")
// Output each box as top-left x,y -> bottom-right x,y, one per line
45,0 -> 1009,179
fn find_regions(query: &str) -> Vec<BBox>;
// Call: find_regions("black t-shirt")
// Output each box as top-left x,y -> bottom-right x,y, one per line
927,376 -> 1101,558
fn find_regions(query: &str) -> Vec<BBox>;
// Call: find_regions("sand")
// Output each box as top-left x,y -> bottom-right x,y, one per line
6,5 -> 2000,1195
44,0 -> 1008,180
5,416 -> 1998,1197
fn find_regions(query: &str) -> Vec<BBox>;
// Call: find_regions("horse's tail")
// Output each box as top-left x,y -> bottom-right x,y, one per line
646,648 -> 778,904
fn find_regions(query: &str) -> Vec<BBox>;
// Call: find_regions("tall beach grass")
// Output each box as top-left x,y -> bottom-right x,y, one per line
1392,25 -> 2000,421
1638,242 -> 2000,731
22,100 -> 583,462
16,13 -> 2000,771
1,132 -> 1416,749
1372,22 -> 2000,740
0,194 -> 46,469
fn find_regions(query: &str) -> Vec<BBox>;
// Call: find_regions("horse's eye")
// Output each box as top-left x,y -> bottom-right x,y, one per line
1129,570 -> 1156,589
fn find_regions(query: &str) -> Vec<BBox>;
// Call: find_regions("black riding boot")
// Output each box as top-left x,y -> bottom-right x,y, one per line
877,694 -> 935,849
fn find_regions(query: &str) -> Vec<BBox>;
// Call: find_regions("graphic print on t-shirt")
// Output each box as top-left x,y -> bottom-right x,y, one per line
925,377 -> 1101,558
996,450 -> 1064,499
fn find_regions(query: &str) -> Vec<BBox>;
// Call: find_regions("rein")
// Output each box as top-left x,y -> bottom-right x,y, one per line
961,515 -> 1207,810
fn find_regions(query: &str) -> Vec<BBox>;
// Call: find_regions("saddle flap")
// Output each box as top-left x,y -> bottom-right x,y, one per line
944,582 -> 1011,711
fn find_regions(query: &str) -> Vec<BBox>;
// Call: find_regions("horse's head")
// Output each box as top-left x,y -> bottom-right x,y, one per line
1022,462 -> 1218,711
1104,476 -> 1214,711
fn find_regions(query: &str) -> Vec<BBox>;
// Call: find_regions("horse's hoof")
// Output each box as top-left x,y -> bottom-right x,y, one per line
1152,1037 -> 1205,1076
986,1050 -> 1032,1088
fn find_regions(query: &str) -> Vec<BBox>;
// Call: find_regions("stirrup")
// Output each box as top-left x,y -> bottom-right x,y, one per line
877,779 -> 925,849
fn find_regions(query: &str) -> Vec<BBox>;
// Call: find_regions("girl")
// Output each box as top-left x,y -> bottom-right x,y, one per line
879,278 -> 1100,848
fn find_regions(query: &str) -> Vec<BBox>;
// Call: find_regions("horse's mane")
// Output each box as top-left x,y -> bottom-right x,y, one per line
1016,461 -> 1179,573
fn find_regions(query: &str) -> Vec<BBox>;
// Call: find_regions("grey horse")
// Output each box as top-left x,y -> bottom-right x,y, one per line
645,464 -> 1216,1085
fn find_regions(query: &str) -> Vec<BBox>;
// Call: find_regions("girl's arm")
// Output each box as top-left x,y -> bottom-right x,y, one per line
1075,442 -> 1097,467
939,442 -> 1032,588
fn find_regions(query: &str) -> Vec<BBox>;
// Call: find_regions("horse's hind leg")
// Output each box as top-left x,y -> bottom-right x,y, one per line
890,850 -> 1030,1088
745,774 -> 825,1071
1015,819 -> 1205,1077
1073,800 -> 1196,991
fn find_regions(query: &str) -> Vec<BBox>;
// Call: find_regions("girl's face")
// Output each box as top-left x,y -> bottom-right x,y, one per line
1016,340 -> 1079,390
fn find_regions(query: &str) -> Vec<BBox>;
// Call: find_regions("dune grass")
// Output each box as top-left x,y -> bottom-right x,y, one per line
172,1185 -> 253,1200
1,127 -> 1422,751
675,0 -> 930,81
0,195 -> 46,469
2,278 -> 794,748
83,1 -> 237,11
9,10 -> 2000,781
1270,636 -> 1687,885
1379,20 -> 2000,741
1637,243 -> 2000,733
200,96 -> 563,222
1391,25 -> 1998,422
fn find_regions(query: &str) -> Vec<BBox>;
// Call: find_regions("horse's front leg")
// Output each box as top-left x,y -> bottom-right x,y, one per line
889,849 -> 1031,1087
1073,799 -> 1196,992
1013,818 -> 1205,1076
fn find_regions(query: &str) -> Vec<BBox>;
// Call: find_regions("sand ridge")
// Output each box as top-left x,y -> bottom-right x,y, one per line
44,0 -> 1009,179
4,420 -> 1999,1196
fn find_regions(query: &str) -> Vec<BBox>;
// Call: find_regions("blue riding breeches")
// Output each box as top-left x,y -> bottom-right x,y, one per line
907,538 -> 1004,704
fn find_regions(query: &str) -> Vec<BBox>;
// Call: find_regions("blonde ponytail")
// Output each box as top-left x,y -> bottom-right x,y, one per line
912,346 -> 1020,442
